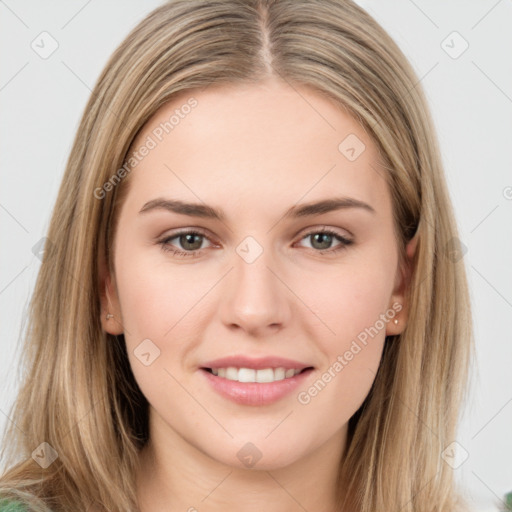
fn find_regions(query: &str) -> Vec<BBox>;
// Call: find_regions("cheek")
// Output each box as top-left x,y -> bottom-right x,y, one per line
294,267 -> 390,420
114,246 -> 215,395
296,257 -> 396,346
291,254 -> 395,404
115,244 -> 211,338
116,237 -> 396,364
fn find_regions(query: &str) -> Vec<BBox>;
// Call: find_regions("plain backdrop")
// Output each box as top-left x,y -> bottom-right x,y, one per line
1,1 -> 511,511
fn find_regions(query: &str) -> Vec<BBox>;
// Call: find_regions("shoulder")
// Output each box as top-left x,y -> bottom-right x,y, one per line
0,499 -> 28,511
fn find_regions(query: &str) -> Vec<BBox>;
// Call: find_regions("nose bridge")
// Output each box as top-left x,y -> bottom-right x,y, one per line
220,235 -> 290,333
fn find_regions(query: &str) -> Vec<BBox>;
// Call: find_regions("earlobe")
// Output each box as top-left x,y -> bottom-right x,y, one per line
98,258 -> 124,335
386,232 -> 419,336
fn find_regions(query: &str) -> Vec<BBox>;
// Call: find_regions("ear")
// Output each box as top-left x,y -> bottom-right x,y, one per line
98,252 -> 124,335
386,232 -> 418,336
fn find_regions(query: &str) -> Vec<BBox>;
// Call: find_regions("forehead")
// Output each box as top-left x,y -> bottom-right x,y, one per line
124,80 -> 389,218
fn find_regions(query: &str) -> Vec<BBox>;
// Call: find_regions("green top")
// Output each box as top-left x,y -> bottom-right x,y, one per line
1,492 -> 512,511
0,500 -> 28,511
505,490 -> 512,511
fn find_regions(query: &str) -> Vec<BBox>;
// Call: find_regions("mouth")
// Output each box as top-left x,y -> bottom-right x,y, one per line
201,366 -> 314,383
199,364 -> 315,406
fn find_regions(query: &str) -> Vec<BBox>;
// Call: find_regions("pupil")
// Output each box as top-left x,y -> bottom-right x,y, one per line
181,234 -> 202,250
313,233 -> 332,250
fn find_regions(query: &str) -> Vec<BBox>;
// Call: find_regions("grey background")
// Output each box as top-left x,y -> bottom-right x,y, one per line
1,1 -> 511,510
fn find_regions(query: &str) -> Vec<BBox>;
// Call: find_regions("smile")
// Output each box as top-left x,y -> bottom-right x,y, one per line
200,366 -> 315,406
204,366 -> 308,383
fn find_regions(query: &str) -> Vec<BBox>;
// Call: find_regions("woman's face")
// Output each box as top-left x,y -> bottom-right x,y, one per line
101,79 -> 412,470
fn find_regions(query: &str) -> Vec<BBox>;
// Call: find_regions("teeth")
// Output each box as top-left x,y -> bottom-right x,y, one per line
226,367 -> 238,380
239,368 -> 256,382
210,366 -> 303,383
274,367 -> 286,381
255,368 -> 277,383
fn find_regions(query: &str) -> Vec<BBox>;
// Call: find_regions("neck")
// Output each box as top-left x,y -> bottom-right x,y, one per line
135,412 -> 351,512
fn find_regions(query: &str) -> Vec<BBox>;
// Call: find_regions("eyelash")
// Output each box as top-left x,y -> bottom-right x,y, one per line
158,227 -> 354,258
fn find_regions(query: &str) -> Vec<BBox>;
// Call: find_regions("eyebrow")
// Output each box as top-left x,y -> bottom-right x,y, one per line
138,196 -> 376,220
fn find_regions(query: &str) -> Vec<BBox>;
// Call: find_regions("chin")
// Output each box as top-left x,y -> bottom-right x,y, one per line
206,440 -> 309,472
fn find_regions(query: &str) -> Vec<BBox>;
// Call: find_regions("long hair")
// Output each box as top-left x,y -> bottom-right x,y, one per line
0,1 -> 474,510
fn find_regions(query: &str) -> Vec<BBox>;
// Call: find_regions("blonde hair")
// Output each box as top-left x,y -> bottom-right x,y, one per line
0,1 -> 474,510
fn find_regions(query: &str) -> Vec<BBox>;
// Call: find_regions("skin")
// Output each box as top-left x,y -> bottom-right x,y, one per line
99,78 -> 416,512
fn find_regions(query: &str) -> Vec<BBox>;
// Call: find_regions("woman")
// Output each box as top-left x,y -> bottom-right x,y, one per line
0,0 -> 474,510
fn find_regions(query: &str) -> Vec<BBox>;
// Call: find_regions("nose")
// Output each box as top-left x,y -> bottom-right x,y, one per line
219,245 -> 292,337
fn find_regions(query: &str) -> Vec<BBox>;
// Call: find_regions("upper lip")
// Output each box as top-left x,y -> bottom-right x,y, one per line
201,355 -> 313,371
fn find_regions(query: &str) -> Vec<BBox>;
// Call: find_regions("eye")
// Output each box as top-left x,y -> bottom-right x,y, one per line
157,226 -> 354,258
158,229 -> 213,258
296,227 -> 353,254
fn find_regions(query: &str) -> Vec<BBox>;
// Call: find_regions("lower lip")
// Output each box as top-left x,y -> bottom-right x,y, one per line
200,368 -> 314,406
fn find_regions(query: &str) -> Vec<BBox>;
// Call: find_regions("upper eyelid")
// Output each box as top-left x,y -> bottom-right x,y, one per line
160,227 -> 215,245
299,226 -> 352,238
